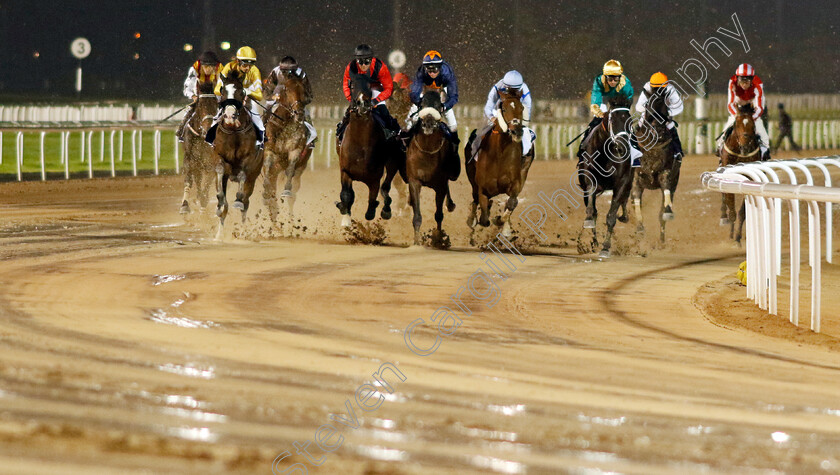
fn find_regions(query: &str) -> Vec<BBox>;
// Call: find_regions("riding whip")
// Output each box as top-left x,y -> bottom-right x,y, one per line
159,104 -> 191,123
566,129 -> 587,147
253,100 -> 286,122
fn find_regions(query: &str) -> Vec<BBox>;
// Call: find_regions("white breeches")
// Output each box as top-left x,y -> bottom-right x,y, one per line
406,104 -> 458,131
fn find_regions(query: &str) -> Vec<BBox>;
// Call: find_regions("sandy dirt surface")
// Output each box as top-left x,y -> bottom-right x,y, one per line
0,151 -> 839,474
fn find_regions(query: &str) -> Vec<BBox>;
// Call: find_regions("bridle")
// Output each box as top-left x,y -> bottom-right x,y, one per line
724,112 -> 760,158
603,106 -> 631,141
186,93 -> 218,138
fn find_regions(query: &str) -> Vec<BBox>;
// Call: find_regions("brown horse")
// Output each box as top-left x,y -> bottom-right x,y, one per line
405,91 -> 457,245
262,73 -> 309,224
631,87 -> 681,243
180,81 -> 218,214
720,103 -> 761,244
210,75 -> 263,239
388,84 -> 413,216
577,96 -> 633,258
335,76 -> 402,227
464,90 -> 533,239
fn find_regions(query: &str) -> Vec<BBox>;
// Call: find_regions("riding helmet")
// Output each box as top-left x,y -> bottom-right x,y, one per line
236,46 -> 257,62
354,44 -> 373,59
279,56 -> 298,70
735,63 -> 754,77
503,70 -> 523,89
199,51 -> 220,65
603,59 -> 623,76
650,72 -> 668,88
422,50 -> 443,65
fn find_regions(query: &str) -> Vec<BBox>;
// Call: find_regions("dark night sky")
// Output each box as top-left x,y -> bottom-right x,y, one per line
1,0 -> 838,102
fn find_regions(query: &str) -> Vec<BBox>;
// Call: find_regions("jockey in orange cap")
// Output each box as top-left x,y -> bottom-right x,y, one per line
635,71 -> 684,162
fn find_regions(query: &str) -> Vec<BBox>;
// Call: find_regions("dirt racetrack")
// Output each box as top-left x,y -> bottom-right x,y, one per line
1,152 -> 840,474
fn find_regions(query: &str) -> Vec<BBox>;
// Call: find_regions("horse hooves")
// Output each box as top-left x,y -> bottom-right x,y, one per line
340,214 -> 352,228
364,211 -> 376,221
180,201 -> 190,215
583,219 -> 596,229
636,225 -> 645,234
446,201 -> 456,213
280,190 -> 294,198
381,209 -> 392,220
215,206 -> 225,217
618,215 -> 629,223
598,249 -> 611,259
662,212 -> 675,221
232,201 -> 245,211
720,218 -> 731,226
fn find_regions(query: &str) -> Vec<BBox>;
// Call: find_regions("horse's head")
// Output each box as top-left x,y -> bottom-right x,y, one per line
272,73 -> 306,123
734,103 -> 757,154
196,81 -> 217,136
350,76 -> 373,115
496,90 -> 524,142
605,96 -> 632,156
418,90 -> 443,135
220,75 -> 246,126
643,88 -> 670,133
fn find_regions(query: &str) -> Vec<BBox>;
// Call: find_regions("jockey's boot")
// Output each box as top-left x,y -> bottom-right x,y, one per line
629,134 -> 642,168
336,107 -> 351,141
255,127 -> 265,150
374,106 -> 401,141
177,104 -> 196,143
671,130 -> 684,163
761,149 -> 771,161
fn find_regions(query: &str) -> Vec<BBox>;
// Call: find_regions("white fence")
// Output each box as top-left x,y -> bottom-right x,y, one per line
0,103 -> 183,123
701,157 -> 840,332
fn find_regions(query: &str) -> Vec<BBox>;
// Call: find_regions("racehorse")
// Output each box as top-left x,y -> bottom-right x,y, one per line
405,91 -> 457,245
577,96 -> 634,258
210,74 -> 263,239
388,83 -> 413,216
719,103 -> 761,244
335,76 -> 402,227
180,80 -> 217,214
262,72 -> 309,224
631,87 -> 681,243
465,89 -> 534,238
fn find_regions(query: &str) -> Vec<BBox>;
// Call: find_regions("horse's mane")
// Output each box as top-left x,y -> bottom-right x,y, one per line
608,95 -> 631,109
198,81 -> 215,94
420,90 -> 442,110
738,103 -> 756,115
350,76 -> 373,98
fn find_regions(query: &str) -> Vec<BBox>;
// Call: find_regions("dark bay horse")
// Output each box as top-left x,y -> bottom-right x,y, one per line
577,96 -> 633,258
465,89 -> 533,239
180,81 -> 217,214
720,103 -> 761,244
211,75 -> 263,239
631,87 -> 681,242
262,73 -> 309,224
388,84 -> 413,216
336,76 -> 402,227
405,91 -> 457,245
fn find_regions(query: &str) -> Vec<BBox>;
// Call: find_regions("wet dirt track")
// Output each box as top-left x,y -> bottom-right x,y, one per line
1,154 -> 840,474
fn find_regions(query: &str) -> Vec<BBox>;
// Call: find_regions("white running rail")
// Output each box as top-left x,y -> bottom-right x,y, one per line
701,156 -> 840,333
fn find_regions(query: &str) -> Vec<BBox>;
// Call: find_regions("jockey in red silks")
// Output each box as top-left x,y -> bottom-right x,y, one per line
717,63 -> 771,161
336,44 -> 402,141
393,72 -> 411,91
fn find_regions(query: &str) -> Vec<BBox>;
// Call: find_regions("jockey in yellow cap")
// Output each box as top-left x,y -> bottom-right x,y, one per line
634,71 -> 685,162
213,46 -> 265,147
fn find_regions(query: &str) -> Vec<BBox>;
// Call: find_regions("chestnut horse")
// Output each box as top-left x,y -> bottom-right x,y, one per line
577,96 -> 633,258
210,74 -> 263,239
405,91 -> 457,245
180,81 -> 217,214
262,72 -> 309,224
465,90 -> 533,239
719,103 -> 761,244
335,76 -> 402,227
631,87 -> 681,242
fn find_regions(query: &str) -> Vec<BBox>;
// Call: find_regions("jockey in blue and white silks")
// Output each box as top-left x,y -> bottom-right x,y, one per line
483,70 -> 535,157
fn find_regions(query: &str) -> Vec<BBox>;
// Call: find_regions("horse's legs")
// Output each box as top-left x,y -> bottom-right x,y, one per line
724,193 -> 737,239
238,170 -> 260,223
380,159 -> 398,220
632,182 -> 644,233
282,149 -> 301,197
197,148 -> 212,210
262,150 -> 281,224
735,198 -> 747,245
499,194 -> 519,238
409,180 -> 423,245
434,185 -> 446,238
364,178 -> 381,221
720,193 -> 731,226
601,181 -> 632,258
338,171 -> 354,227
288,173 -> 302,222
215,163 -> 229,240
478,192 -> 491,227
180,144 -> 193,214
584,192 -> 597,229
233,170 -> 248,211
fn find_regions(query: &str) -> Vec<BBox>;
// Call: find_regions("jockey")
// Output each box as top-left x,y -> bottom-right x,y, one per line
716,63 -> 770,161
177,51 -> 221,142
337,44 -> 402,141
634,72 -> 684,162
211,46 -> 265,148
577,59 -> 643,167
405,50 -> 460,144
473,70 -> 535,161
263,55 -> 318,152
